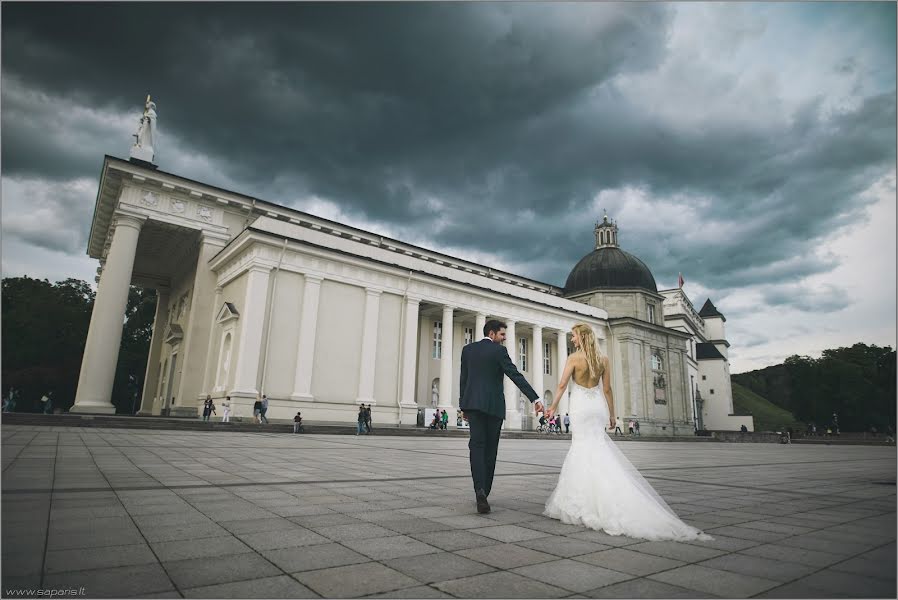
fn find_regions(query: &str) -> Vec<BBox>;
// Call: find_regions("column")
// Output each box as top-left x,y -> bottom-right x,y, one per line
438,306 -> 454,415
399,296 -> 421,406
532,325 -> 544,402
474,313 -> 486,342
73,213 -> 146,413
176,234 -> 228,408
291,274 -> 323,400
138,286 -> 170,415
356,288 -> 381,404
230,266 -> 271,397
504,319 -> 520,426
199,286 -> 224,396
556,329 -> 569,416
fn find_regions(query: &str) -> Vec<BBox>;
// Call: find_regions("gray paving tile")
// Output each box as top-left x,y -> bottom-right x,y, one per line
782,569 -> 897,598
566,530 -> 643,547
510,558 -> 633,593
183,574 -> 319,598
456,543 -> 560,570
738,542 -> 846,568
573,547 -> 686,576
150,535 -> 253,561
139,521 -> 231,543
434,570 -> 568,598
648,564 -> 780,598
343,535 -> 442,560
363,585 -> 454,598
236,527 -> 330,551
44,543 -> 158,574
777,534 -> 875,556
264,542 -> 369,572
471,524 -> 552,543
289,512 -> 365,528
515,536 -> 610,558
586,577 -> 718,598
409,529 -> 502,551
698,553 -> 817,582
384,551 -> 495,583
43,563 -> 175,598
312,523 -> 397,541
293,561 -> 420,598
625,540 -> 726,562
163,551 -> 280,589
380,519 -> 454,535
219,516 -> 302,535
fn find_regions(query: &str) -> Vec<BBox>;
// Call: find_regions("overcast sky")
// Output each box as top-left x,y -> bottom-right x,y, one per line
2,2 -> 895,373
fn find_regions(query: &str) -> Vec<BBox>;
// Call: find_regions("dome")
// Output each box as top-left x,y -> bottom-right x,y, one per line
564,247 -> 658,296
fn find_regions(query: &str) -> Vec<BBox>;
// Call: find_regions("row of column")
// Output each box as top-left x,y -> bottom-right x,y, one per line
435,308 -> 569,422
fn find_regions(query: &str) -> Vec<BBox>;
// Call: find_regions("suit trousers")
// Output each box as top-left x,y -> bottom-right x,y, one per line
466,410 -> 504,496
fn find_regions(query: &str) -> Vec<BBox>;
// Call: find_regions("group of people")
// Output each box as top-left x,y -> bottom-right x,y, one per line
2,388 -> 54,414
356,403 -> 373,434
611,416 -> 640,436
429,409 -> 450,430
538,413 -> 569,433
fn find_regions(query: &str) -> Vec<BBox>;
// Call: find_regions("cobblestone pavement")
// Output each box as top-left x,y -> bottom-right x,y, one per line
2,426 -> 895,598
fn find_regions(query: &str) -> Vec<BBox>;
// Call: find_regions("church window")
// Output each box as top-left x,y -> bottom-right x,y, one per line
647,304 -> 656,324
651,351 -> 663,372
464,327 -> 474,346
519,337 -> 528,371
710,389 -> 715,394
432,321 -> 442,359
544,343 -> 551,375
702,375 -> 707,380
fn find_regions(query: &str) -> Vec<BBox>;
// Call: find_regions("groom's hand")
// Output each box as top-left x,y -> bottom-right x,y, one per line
534,400 -> 544,415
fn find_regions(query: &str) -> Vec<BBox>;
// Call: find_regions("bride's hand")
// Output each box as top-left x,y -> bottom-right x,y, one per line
608,417 -> 615,430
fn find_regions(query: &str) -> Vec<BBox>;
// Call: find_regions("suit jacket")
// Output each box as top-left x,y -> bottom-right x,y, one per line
459,339 -> 539,420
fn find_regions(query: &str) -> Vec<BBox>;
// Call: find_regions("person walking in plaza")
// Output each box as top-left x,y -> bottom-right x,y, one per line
260,394 -> 270,424
221,396 -> 231,423
634,419 -> 640,436
628,419 -> 635,435
563,413 -> 570,434
614,415 -> 623,436
441,409 -> 449,430
364,404 -> 372,433
202,395 -> 216,422
253,397 -> 263,424
293,412 -> 304,433
459,319 -> 543,514
357,405 -> 367,435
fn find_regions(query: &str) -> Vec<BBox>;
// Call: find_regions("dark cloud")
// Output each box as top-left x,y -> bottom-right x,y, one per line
1,1 -> 894,302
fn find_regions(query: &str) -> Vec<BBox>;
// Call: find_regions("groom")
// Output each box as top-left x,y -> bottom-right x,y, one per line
460,319 -> 543,513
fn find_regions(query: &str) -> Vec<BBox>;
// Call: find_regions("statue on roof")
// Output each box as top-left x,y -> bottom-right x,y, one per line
130,94 -> 157,163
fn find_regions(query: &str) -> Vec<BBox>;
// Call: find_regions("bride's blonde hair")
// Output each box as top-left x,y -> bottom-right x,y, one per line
572,323 -> 605,379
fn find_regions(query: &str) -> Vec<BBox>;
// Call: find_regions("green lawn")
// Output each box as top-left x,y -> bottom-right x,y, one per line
731,381 -> 802,432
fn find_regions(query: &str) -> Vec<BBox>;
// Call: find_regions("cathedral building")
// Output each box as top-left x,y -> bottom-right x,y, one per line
71,101 -> 752,433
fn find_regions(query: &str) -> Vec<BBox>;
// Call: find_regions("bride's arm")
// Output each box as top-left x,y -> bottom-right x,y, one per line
549,355 -> 576,416
603,356 -> 616,428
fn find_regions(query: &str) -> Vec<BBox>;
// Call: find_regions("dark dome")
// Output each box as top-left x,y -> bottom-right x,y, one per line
564,247 -> 658,296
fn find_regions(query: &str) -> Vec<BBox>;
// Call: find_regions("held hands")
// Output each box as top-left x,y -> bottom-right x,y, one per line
608,416 -> 615,430
534,400 -> 544,416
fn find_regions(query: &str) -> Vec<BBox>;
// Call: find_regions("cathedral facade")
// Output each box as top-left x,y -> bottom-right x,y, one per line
72,113 -> 750,433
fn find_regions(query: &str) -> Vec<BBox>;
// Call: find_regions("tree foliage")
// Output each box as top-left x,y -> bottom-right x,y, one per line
2,277 -> 155,413
732,343 -> 896,431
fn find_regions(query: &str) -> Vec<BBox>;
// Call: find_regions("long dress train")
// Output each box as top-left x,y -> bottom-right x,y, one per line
544,380 -> 712,542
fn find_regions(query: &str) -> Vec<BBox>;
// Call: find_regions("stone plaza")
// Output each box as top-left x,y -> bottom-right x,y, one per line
2,426 -> 895,599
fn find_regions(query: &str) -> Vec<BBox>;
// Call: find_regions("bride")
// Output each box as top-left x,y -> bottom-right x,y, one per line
544,323 -> 711,542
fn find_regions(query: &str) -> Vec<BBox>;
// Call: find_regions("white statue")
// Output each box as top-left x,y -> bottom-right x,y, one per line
431,382 -> 439,407
130,94 -> 157,163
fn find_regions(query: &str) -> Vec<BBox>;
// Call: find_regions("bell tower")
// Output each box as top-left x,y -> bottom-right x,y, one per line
594,212 -> 619,249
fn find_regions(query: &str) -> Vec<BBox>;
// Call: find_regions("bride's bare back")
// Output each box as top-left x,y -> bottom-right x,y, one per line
569,351 -> 604,389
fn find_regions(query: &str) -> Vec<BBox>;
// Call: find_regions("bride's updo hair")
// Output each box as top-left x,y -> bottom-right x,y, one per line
572,323 -> 605,379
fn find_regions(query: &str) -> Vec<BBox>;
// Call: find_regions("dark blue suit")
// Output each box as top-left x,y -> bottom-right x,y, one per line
460,339 -> 539,496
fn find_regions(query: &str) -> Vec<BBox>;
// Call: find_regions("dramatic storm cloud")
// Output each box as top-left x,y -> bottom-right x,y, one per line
2,2 -> 895,371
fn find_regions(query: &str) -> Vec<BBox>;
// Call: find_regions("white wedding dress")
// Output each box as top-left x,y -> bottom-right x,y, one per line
544,379 -> 712,541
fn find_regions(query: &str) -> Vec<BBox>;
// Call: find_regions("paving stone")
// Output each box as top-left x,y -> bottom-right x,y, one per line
139,521 -> 231,543
648,564 -> 781,597
777,534 -> 875,556
409,529 -> 502,551
44,543 -> 158,574
183,574 -> 319,598
235,527 -> 330,551
380,519 -> 454,535
293,561 -> 420,598
456,543 -> 559,570
739,542 -> 846,567
150,535 -> 253,562
699,552 -> 817,582
363,585 -> 454,598
573,547 -> 686,576
263,542 -> 369,572
343,535 -> 442,560
472,524 -> 552,543
434,570 -> 568,598
219,517 -> 302,535
682,534 -> 761,552
163,551 -> 280,589
384,551 -> 495,583
510,558 -> 633,593
586,577 -> 718,598
624,540 -> 726,562
289,512 -> 365,528
43,563 -> 175,598
311,523 -> 397,541
565,530 -> 642,547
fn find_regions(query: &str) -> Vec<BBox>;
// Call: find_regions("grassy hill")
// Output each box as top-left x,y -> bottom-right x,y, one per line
732,381 -> 802,432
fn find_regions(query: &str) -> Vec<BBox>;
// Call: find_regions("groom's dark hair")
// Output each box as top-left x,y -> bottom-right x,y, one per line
483,319 -> 507,337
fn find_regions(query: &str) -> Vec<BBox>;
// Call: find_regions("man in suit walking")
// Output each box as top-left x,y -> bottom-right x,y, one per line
460,319 -> 542,514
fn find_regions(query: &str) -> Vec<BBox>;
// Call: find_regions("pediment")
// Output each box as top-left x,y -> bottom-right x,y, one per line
164,322 -> 183,345
216,301 -> 240,324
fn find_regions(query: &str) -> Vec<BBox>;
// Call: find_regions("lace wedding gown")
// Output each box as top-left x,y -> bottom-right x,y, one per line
544,379 -> 712,541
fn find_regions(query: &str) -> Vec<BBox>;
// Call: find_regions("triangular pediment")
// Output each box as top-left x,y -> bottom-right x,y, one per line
216,301 -> 240,324
164,322 -> 183,345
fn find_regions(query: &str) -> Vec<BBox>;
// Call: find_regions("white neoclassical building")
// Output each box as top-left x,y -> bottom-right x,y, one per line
71,102 -> 749,434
